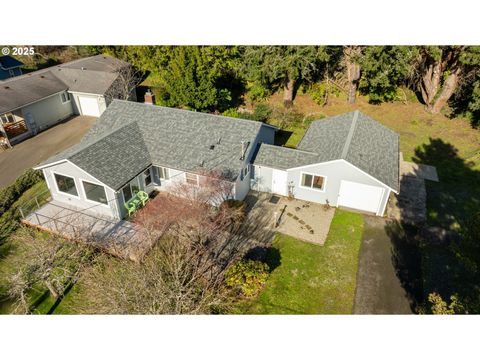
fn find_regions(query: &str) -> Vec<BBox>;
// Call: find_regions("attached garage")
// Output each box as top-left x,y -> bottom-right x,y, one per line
78,96 -> 101,117
337,180 -> 385,215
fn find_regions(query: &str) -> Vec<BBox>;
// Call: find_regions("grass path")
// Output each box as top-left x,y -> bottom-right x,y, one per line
239,209 -> 364,314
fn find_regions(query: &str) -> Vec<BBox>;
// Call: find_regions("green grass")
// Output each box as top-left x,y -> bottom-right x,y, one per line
239,209 -> 364,314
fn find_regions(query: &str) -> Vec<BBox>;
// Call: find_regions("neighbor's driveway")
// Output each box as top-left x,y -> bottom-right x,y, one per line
353,216 -> 413,314
0,116 -> 96,188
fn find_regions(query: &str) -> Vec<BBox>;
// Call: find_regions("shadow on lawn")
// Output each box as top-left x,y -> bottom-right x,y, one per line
386,138 -> 480,312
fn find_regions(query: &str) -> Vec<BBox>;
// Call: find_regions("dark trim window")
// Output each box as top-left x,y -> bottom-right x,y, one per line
82,181 -> 107,204
0,112 -> 15,124
54,173 -> 78,196
144,169 -> 152,186
301,173 -> 326,191
60,92 -> 71,103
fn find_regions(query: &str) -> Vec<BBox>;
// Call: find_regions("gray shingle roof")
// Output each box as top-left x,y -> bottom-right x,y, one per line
0,55 -> 23,70
0,71 -> 68,114
39,100 -> 271,190
0,55 -> 129,114
253,144 -> 319,170
253,111 -> 399,191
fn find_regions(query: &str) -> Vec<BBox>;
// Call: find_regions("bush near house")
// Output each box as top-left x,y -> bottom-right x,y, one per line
225,259 -> 270,297
0,170 -> 44,245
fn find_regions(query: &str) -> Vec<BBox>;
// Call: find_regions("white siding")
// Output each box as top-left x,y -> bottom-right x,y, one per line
21,92 -> 73,131
287,160 -> 391,215
42,161 -> 119,219
252,165 -> 273,193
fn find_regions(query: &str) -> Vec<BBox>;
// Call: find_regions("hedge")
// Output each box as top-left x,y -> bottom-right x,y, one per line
0,169 -> 43,215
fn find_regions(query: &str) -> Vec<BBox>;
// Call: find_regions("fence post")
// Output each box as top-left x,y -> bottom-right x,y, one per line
35,213 -> 40,226
53,218 -> 59,233
35,196 -> 40,209
19,207 -> 25,219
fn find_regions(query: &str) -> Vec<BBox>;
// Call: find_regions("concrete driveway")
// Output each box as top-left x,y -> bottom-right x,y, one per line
353,216 -> 414,314
0,116 -> 96,188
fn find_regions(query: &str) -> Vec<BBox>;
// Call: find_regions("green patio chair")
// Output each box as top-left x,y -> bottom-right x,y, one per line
137,191 -> 149,207
124,201 -> 136,217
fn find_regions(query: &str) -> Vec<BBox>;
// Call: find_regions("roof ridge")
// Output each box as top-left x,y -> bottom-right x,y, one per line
340,110 -> 359,159
260,143 -> 318,155
111,100 -> 277,129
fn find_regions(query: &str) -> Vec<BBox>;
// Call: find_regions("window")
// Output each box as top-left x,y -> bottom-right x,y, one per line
54,173 -> 78,196
60,92 -> 71,103
82,181 -> 107,204
240,165 -> 250,181
144,169 -> 152,186
157,166 -> 169,180
185,172 -> 199,186
300,173 -> 326,191
122,179 -> 140,202
0,113 -> 15,124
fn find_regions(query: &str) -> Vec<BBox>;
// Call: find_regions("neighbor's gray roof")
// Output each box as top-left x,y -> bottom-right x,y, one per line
0,55 -> 23,70
253,111 -> 399,191
39,100 -> 273,190
0,71 -> 68,114
0,54 -> 129,114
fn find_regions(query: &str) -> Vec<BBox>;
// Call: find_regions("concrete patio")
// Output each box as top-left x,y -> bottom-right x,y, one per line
22,200 -> 151,261
245,191 -> 335,245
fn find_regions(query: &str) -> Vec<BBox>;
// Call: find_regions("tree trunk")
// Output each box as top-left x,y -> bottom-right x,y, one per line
283,77 -> 295,108
344,46 -> 362,104
45,281 -> 59,299
431,68 -> 461,114
421,57 -> 443,110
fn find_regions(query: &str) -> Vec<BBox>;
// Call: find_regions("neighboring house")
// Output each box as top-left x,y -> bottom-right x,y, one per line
0,55 -> 134,146
34,103 -> 399,220
252,111 -> 399,216
35,100 -> 276,220
0,55 -> 23,80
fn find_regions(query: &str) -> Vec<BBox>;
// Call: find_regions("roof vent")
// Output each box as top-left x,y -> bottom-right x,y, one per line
217,138 -> 221,145
40,75 -> 45,78
200,160 -> 205,167
4,86 -> 10,89
209,145 -> 215,150
81,67 -> 86,70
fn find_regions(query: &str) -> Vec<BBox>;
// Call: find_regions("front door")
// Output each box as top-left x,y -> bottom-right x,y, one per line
271,169 -> 288,196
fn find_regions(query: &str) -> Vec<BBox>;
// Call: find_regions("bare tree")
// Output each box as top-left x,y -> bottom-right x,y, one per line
72,170 -> 270,314
6,228 -> 95,314
104,64 -> 143,104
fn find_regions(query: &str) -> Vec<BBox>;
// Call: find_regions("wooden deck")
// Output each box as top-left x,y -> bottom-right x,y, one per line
22,200 -> 153,261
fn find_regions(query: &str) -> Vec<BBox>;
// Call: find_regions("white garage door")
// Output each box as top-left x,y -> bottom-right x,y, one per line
337,180 -> 384,214
79,96 -> 101,117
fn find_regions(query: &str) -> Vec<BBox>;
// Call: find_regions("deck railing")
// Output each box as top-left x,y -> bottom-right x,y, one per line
17,189 -> 51,220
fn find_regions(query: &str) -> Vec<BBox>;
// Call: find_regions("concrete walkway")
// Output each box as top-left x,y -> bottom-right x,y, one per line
0,115 -> 96,188
353,216 -> 413,314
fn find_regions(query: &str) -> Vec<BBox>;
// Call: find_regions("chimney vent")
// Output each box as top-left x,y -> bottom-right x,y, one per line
209,145 -> 215,150
240,141 -> 246,161
144,89 -> 155,105
217,138 -> 221,145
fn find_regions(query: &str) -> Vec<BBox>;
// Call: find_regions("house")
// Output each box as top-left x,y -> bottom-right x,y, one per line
0,55 -> 23,80
34,100 -> 276,220
0,55 -> 134,146
252,111 -> 399,216
34,103 -> 399,220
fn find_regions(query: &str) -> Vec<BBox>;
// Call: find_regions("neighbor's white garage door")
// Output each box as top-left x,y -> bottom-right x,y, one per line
337,180 -> 384,214
79,96 -> 101,117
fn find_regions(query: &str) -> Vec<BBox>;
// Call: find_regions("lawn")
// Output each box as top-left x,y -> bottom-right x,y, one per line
239,209 -> 364,314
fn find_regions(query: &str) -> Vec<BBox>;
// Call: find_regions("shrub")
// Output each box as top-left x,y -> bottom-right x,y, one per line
245,82 -> 271,103
225,259 -> 269,297
0,169 -> 43,215
251,103 -> 272,122
222,108 -> 242,118
428,292 -> 464,314
308,82 -> 341,106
